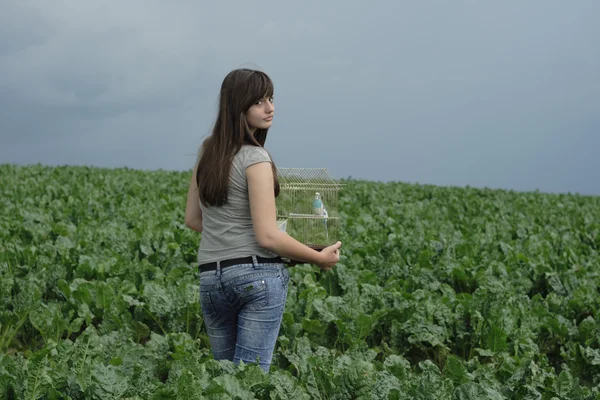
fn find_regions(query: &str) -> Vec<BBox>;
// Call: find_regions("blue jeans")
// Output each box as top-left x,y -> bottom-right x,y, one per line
199,257 -> 289,372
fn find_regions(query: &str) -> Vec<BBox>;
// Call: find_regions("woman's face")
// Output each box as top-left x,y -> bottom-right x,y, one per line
245,96 -> 275,132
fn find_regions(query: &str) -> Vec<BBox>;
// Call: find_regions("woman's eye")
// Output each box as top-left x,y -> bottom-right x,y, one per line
255,97 -> 273,105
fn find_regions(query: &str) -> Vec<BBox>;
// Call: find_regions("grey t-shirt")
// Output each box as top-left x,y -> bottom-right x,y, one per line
197,144 -> 278,265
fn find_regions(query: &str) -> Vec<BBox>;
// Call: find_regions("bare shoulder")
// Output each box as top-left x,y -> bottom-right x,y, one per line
246,161 -> 273,184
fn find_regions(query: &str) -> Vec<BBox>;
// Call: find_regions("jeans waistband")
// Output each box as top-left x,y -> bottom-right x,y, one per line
198,255 -> 282,273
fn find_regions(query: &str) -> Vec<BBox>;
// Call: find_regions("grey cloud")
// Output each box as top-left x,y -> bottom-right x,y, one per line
1,1 -> 599,195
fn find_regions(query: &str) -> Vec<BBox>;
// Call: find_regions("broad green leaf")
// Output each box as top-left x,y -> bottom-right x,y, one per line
444,355 -> 470,385
453,383 -> 505,400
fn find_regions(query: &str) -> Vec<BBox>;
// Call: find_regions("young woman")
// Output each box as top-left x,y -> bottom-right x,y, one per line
184,68 -> 342,372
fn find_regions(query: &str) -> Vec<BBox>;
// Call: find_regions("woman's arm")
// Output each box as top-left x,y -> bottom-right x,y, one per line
184,164 -> 203,233
247,162 -> 324,265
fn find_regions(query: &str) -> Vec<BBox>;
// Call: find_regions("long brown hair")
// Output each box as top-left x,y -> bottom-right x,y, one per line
196,68 -> 280,207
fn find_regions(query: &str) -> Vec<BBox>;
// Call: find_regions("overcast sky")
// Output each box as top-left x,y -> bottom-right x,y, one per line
1,1 -> 599,195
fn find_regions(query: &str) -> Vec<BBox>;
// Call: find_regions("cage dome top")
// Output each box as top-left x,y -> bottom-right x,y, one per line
276,168 -> 344,191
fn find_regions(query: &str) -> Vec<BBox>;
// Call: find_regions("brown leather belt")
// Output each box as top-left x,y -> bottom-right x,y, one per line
198,256 -> 283,273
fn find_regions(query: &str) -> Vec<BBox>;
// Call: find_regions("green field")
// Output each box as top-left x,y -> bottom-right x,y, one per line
1,164 -> 599,399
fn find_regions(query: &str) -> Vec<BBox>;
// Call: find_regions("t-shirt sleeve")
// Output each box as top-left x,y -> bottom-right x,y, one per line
241,146 -> 271,169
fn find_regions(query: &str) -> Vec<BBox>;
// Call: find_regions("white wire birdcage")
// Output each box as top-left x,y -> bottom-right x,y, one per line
275,168 -> 343,253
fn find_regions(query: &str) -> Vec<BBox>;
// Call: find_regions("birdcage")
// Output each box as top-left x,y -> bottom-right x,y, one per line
275,168 -> 343,262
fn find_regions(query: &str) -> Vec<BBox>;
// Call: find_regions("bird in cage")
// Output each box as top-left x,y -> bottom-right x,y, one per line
275,168 -> 344,259
312,192 -> 329,241
312,192 -> 325,215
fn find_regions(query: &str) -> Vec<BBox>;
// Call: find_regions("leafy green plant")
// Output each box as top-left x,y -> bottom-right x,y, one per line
1,163 -> 599,398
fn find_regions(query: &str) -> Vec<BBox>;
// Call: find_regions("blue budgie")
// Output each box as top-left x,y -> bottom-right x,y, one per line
312,192 -> 324,215
312,192 -> 329,241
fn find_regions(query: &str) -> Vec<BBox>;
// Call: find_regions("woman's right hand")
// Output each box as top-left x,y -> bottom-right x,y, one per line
316,241 -> 342,270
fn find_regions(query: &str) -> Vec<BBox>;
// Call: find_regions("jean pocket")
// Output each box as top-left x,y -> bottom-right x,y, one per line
232,279 -> 269,310
200,291 -> 217,319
